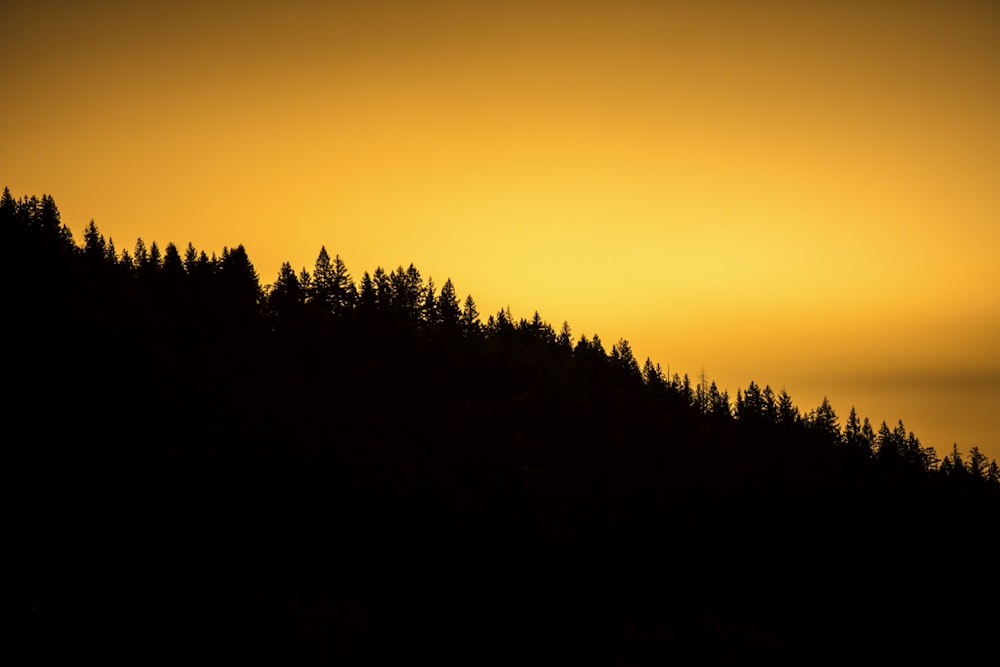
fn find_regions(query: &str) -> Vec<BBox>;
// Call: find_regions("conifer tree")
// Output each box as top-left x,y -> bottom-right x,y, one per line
309,246 -> 336,312
437,278 -> 460,328
861,417 -> 876,452
269,261 -> 306,322
590,334 -> 606,357
461,294 -> 480,337
374,267 -> 392,310
844,406 -> 863,450
641,358 -> 665,390
968,446 -> 988,479
776,389 -> 800,428
808,397 -> 840,444
611,338 -> 641,380
557,321 -> 573,349
707,381 -> 731,418
183,243 -> 199,273
736,381 -> 765,422
947,444 -> 966,476
357,271 -> 376,315
82,220 -> 106,262
421,277 -> 437,324
330,253 -> 357,317
162,243 -> 184,282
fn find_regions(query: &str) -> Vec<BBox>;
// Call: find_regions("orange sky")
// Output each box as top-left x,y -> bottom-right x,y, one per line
4,0 -> 999,460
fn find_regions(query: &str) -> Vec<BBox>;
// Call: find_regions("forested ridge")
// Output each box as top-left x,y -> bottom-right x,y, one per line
6,188 -> 998,664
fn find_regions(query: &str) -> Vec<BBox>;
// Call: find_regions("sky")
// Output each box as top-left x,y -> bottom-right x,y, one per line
4,0 -> 999,461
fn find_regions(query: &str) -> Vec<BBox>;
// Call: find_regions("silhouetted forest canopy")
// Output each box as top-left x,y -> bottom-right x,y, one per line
7,188 -> 998,664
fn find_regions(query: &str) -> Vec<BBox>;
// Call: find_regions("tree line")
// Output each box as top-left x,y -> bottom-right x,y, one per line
6,187 -> 998,664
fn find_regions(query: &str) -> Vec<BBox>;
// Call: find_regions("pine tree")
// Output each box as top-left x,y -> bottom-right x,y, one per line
736,381 -> 766,422
437,278 -> 460,328
876,421 -> 897,460
641,358 -> 664,389
808,397 -> 840,445
421,277 -> 437,325
219,244 -> 261,322
269,261 -> 306,322
610,338 -> 641,381
374,267 -> 392,311
707,381 -> 731,418
461,294 -> 480,337
309,246 -> 335,312
104,237 -> 118,265
557,321 -> 573,349
148,241 -> 162,269
762,385 -> 777,424
947,444 -> 967,477
0,186 -> 14,222
162,243 -> 184,281
330,254 -> 357,317
844,406 -> 863,450
358,271 -> 376,315
134,238 -> 149,269
590,334 -> 606,357
968,446 -> 988,479
861,417 -> 876,453
776,389 -> 800,429
82,220 -> 106,262
183,243 -> 199,273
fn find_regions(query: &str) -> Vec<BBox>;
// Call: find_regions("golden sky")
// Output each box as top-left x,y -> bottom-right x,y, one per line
4,0 -> 999,459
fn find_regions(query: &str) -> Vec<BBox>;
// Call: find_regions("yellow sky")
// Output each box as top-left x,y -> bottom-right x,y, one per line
4,0 -> 999,459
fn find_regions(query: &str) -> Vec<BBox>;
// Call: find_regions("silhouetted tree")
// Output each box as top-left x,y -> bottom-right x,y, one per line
736,381 -> 766,423
162,243 -> 184,282
775,389 -> 800,429
707,381 -> 731,419
946,444 -> 967,478
876,421 -> 902,462
610,338 -> 641,384
437,278 -> 460,329
861,417 -> 876,453
421,277 -> 437,325
919,443 -> 940,472
968,446 -> 988,480
390,264 -> 423,320
134,238 -> 149,271
183,242 -> 199,273
82,220 -> 106,263
461,294 -> 480,337
0,186 -> 14,221
590,334 -> 606,358
218,244 -> 261,329
642,358 -> 666,392
269,261 -> 306,325
310,246 -> 356,316
119,247 -> 134,273
557,321 -> 573,349
807,397 -> 840,445
357,270 -> 376,316
373,266 -> 392,311
844,406 -> 864,451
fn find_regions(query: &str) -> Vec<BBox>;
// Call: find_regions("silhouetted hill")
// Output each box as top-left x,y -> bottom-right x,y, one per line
6,188 -> 998,664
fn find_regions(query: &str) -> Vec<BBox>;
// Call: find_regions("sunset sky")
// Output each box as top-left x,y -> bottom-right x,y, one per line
4,0 -> 999,460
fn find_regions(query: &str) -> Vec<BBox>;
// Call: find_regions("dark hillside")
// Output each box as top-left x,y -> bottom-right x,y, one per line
6,188 -> 997,664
